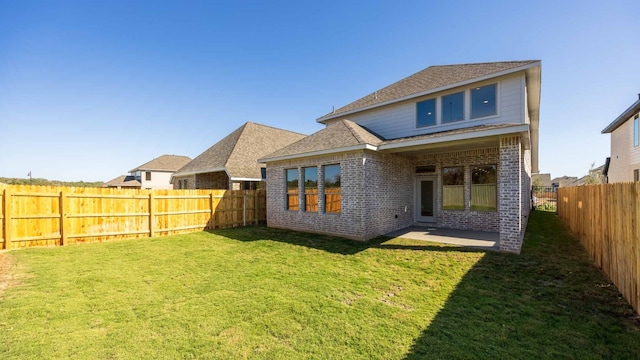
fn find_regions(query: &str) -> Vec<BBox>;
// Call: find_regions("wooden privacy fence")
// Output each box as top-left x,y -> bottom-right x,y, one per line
558,183 -> 639,314
0,184 -> 266,249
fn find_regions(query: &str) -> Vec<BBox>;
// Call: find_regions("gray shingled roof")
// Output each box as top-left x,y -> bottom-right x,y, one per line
318,61 -> 539,122
174,122 -> 306,179
259,120 -> 384,161
130,155 -> 192,173
103,175 -> 142,188
261,122 -> 528,162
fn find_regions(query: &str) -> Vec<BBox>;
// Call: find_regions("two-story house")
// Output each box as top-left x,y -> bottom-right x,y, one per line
602,94 -> 640,182
122,155 -> 191,190
259,61 -> 541,253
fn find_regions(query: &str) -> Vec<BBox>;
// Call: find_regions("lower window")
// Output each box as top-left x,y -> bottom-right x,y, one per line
471,165 -> 497,211
286,169 -> 299,211
304,167 -> 318,212
323,164 -> 341,213
442,167 -> 464,210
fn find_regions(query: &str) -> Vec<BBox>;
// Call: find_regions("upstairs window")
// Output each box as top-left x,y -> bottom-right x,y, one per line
471,84 -> 497,119
145,171 -> 152,181
286,169 -> 299,211
442,167 -> 464,210
323,165 -> 341,213
416,99 -> 436,128
442,92 -> 464,123
303,167 -> 318,212
471,165 -> 497,211
634,115 -> 639,147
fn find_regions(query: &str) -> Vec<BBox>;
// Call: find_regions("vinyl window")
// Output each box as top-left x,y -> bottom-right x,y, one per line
442,167 -> 464,210
323,165 -> 341,213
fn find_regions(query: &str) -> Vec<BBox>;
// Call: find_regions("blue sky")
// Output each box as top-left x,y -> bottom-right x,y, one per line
1,0 -> 638,182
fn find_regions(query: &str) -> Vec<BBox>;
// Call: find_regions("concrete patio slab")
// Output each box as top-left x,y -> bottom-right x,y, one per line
385,226 -> 500,251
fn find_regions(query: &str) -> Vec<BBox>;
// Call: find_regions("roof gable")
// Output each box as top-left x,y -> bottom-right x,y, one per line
318,60 -> 540,123
130,155 -> 192,173
259,120 -> 383,161
174,122 -> 306,179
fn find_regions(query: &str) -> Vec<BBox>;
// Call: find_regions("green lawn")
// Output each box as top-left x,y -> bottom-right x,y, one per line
0,211 -> 639,359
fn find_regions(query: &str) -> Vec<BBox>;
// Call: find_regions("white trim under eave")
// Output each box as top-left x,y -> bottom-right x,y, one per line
171,167 -> 227,177
378,124 -> 530,152
259,143 -> 379,163
229,177 -> 263,182
318,61 -> 541,123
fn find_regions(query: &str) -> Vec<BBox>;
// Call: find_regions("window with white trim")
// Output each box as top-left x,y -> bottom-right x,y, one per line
471,84 -> 497,119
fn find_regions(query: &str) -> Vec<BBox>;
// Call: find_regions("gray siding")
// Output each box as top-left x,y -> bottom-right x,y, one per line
328,74 -> 525,140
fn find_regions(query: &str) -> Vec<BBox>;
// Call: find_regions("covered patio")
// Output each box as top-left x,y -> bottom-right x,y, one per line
386,226 -> 499,251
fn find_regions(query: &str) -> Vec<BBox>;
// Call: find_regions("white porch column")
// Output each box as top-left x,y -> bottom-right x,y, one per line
499,136 -> 523,253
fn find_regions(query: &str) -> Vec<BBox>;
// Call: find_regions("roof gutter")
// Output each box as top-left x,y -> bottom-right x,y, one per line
602,96 -> 640,133
259,143 -> 378,163
317,61 -> 541,123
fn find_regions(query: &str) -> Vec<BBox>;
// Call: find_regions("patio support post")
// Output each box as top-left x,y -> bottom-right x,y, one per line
499,136 -> 523,253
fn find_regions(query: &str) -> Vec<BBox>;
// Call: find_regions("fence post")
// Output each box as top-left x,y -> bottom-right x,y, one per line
254,190 -> 259,225
243,191 -> 247,227
59,190 -> 67,246
149,192 -> 155,238
208,192 -> 215,230
2,188 -> 10,250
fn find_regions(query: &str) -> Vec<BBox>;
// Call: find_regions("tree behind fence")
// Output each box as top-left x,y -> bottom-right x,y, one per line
0,184 -> 266,249
558,183 -> 639,314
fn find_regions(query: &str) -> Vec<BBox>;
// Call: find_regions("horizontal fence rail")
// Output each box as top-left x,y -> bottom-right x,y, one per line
558,183 -> 639,314
0,184 -> 266,249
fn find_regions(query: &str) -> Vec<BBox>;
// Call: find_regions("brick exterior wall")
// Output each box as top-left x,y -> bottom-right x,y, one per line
266,142 -> 526,252
498,136 -> 523,253
196,172 -> 230,189
266,150 -> 414,240
172,175 -> 196,190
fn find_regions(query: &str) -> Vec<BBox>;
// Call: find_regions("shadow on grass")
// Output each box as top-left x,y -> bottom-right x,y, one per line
403,211 -> 640,359
208,226 -> 488,255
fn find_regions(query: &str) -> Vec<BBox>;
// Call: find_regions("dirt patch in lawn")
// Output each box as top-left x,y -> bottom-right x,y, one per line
0,252 -> 18,298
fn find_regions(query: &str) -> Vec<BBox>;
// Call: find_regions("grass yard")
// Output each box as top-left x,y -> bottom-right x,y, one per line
0,211 -> 639,359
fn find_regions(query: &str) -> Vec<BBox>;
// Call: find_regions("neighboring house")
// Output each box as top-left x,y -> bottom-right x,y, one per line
532,173 -> 551,187
602,94 -> 640,182
171,122 -> 306,190
103,175 -> 142,189
551,176 -> 578,188
105,155 -> 192,190
260,60 -> 541,253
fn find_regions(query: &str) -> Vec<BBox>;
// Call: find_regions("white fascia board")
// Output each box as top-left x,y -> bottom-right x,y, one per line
318,61 -> 541,123
229,177 -> 263,182
378,124 -> 530,151
259,144 -> 378,163
171,167 -> 227,177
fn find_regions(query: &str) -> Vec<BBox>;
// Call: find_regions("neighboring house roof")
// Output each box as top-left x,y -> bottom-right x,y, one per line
551,176 -> 579,187
602,94 -> 640,133
532,173 -> 552,187
173,122 -> 306,180
130,155 -> 192,173
103,175 -> 142,188
260,120 -> 530,163
318,60 -> 540,123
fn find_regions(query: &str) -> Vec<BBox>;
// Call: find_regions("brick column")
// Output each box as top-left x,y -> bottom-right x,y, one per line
499,136 -> 523,253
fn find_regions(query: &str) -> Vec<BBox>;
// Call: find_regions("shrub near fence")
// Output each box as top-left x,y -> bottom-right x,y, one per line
558,183 -> 639,314
0,184 -> 266,249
